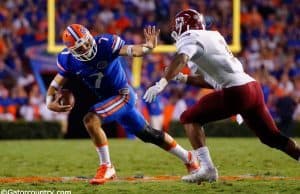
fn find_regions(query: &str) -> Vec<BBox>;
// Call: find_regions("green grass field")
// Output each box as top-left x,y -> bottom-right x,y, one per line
0,138 -> 299,194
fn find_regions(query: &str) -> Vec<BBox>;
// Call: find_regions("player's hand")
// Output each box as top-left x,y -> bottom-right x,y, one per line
47,93 -> 72,113
172,72 -> 188,83
143,78 -> 168,103
143,84 -> 162,103
144,26 -> 160,49
164,67 -> 188,83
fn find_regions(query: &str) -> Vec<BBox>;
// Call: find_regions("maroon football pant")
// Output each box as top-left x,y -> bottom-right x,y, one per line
180,81 -> 296,154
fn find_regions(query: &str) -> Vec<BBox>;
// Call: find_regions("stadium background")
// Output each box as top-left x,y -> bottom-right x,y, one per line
0,0 -> 299,139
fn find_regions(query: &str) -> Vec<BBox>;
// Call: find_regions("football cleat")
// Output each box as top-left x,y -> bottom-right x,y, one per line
185,151 -> 200,174
181,166 -> 218,183
89,164 -> 116,185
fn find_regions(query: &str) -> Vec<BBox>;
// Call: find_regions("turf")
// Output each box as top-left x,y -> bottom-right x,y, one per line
0,138 -> 299,193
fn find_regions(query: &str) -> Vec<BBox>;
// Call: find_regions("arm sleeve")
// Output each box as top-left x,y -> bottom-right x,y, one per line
103,34 -> 126,56
187,61 -> 199,74
56,54 -> 72,78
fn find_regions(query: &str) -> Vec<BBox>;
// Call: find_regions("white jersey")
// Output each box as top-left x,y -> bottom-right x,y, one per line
176,30 -> 255,89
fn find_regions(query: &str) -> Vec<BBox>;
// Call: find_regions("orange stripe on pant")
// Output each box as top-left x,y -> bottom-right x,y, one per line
95,95 -> 123,111
101,95 -> 129,118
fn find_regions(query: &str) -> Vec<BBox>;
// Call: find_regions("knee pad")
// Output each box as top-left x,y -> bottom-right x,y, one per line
135,125 -> 165,146
259,132 -> 289,150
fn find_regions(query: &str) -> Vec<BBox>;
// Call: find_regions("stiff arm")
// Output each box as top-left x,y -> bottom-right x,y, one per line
119,26 -> 160,57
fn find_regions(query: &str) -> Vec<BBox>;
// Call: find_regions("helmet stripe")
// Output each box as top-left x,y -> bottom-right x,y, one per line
67,26 -> 80,41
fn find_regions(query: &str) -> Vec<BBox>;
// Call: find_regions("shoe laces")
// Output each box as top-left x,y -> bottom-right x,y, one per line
185,152 -> 200,173
95,164 -> 109,178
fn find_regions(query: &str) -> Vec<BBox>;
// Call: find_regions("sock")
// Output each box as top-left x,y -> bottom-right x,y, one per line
96,143 -> 111,165
168,141 -> 189,163
195,146 -> 214,169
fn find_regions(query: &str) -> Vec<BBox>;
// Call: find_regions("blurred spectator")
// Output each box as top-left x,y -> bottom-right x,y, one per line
98,7 -> 114,26
13,13 -> 30,37
131,0 -> 156,13
276,96 -> 297,137
171,88 -> 187,121
0,84 -> 16,121
145,96 -> 164,131
0,34 -> 8,58
278,73 -> 294,95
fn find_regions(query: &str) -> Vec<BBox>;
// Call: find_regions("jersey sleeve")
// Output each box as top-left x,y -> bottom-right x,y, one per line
56,53 -> 73,78
187,61 -> 199,74
176,32 -> 204,59
99,34 -> 125,56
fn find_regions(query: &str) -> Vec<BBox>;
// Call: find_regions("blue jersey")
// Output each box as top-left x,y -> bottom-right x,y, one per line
57,34 -> 128,100
56,34 -> 147,134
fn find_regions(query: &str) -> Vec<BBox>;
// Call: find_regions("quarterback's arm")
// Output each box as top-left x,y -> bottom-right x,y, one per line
46,74 -> 72,112
119,26 -> 160,57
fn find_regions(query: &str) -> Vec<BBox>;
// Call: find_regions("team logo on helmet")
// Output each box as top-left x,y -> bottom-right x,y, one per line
171,9 -> 206,41
80,27 -> 87,35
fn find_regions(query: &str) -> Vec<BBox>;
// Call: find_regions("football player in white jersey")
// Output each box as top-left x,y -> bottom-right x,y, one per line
144,9 -> 300,183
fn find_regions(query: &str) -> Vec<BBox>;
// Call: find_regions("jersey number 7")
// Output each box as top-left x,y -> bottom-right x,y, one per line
89,72 -> 104,88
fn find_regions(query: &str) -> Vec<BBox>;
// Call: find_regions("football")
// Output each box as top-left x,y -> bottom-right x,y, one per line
57,89 -> 75,107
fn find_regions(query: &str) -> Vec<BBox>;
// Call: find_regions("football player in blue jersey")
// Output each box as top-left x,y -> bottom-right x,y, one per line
46,24 -> 200,185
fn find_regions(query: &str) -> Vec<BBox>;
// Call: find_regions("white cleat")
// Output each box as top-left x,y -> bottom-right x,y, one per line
185,151 -> 200,174
181,166 -> 218,183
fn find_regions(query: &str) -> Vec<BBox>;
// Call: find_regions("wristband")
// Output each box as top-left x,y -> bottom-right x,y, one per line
46,95 -> 54,106
142,46 -> 151,53
50,80 -> 62,90
157,77 -> 168,88
126,45 -> 133,57
179,74 -> 188,83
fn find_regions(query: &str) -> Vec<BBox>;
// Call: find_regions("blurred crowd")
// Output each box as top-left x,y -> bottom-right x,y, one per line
0,0 -> 64,122
0,0 -> 299,134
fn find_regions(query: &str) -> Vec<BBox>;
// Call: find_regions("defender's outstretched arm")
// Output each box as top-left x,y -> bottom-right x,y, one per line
143,53 -> 189,103
164,53 -> 189,81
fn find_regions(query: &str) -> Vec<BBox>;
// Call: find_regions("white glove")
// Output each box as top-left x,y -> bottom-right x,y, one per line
172,72 -> 188,83
236,114 -> 244,125
143,78 -> 168,103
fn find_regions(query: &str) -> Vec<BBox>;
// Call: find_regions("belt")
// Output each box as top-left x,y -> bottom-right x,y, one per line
119,88 -> 129,95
